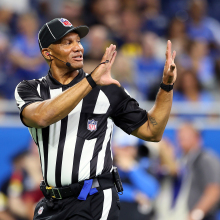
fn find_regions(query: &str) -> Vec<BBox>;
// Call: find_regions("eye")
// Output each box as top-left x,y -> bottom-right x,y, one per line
63,40 -> 71,45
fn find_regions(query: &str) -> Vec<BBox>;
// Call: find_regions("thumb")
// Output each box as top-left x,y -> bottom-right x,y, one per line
111,79 -> 121,87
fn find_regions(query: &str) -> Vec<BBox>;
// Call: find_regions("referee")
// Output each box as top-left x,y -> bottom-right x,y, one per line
15,18 -> 177,220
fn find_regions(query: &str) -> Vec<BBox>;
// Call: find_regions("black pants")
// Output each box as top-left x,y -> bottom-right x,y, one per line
33,187 -> 120,220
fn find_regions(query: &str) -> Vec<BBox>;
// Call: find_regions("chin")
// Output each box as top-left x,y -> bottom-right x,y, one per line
71,62 -> 83,70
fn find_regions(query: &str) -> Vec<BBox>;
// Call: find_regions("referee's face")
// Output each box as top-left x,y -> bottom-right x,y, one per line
50,32 -> 84,70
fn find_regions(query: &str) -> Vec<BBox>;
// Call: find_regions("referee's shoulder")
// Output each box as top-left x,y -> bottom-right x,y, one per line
16,77 -> 46,91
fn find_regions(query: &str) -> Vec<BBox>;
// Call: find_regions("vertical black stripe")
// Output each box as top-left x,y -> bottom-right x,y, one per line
40,78 -> 51,100
55,86 -> 69,187
102,132 -> 113,174
42,127 -> 50,186
35,128 -> 39,146
71,136 -> 85,183
55,116 -> 68,187
40,79 -> 51,186
36,128 -> 43,178
90,131 -> 106,178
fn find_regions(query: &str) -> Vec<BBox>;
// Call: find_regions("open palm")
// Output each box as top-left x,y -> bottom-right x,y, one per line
163,40 -> 177,85
91,44 -> 120,87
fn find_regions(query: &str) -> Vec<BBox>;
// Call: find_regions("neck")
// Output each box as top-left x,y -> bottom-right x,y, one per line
50,66 -> 79,85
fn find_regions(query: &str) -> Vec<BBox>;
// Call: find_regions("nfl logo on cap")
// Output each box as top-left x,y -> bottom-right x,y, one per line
59,18 -> 72,27
38,206 -> 44,215
87,119 -> 98,132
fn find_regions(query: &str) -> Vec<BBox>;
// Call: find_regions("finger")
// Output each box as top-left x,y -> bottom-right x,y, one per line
101,44 -> 116,64
101,46 -> 110,62
168,40 -> 172,60
167,40 -> 171,61
106,45 -> 113,60
109,44 -> 116,60
110,50 -> 117,65
102,44 -> 114,61
172,50 -> 176,62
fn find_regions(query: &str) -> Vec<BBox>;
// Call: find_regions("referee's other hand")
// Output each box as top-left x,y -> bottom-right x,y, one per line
162,40 -> 177,85
91,44 -> 121,87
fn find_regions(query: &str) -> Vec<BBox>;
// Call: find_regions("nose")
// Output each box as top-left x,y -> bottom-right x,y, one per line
72,41 -> 83,52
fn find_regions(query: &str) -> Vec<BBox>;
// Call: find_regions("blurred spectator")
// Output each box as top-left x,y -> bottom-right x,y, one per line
83,25 -> 110,60
0,7 -> 14,98
60,0 -> 85,27
7,12 -> 47,99
7,142 -> 43,220
0,178 -> 15,220
178,40 -> 215,89
167,17 -> 188,56
0,8 -> 13,36
160,0 -> 188,19
111,52 -> 144,101
88,0 -> 126,50
141,0 -> 168,37
120,9 -> 142,57
174,69 -> 214,102
36,0 -> 63,20
0,0 -> 30,15
87,0 -> 122,27
113,129 -> 159,220
134,32 -> 164,100
207,0 -> 220,22
155,123 -> 220,220
187,0 -> 220,45
0,33 -> 11,98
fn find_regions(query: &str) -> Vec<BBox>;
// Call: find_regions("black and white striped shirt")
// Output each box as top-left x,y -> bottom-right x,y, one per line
15,69 -> 148,187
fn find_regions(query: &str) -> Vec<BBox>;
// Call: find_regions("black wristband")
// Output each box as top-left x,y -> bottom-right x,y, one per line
160,82 -> 174,92
86,74 -> 97,89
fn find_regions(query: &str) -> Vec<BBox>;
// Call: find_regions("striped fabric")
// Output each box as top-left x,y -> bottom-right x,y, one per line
15,69 -> 148,187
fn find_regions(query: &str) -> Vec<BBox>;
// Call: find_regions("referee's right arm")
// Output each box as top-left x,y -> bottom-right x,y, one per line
22,77 -> 92,128
22,44 -> 118,128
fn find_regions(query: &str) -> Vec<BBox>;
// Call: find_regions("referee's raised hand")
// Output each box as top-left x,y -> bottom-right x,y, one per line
162,40 -> 177,85
91,44 -> 121,87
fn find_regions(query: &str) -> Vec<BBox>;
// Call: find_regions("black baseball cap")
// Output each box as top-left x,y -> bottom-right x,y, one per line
38,18 -> 89,50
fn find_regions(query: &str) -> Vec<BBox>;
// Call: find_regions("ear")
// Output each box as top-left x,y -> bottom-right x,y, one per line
42,48 -> 52,60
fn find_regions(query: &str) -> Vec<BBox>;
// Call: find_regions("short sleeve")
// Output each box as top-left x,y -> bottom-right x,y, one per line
200,152 -> 220,185
15,80 -> 44,125
106,85 -> 148,134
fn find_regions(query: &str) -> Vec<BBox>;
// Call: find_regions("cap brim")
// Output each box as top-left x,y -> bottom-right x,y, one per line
56,25 -> 89,43
72,26 -> 89,38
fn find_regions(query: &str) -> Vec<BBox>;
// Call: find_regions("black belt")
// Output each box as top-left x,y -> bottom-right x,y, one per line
40,172 -> 115,200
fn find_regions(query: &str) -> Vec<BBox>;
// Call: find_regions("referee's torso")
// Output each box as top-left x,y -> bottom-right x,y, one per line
15,69 -> 148,188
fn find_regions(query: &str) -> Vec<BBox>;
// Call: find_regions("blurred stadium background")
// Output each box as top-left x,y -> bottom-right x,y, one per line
1,0 -> 220,219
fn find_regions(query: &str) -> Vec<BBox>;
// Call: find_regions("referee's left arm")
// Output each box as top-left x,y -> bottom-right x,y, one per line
132,40 -> 177,142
